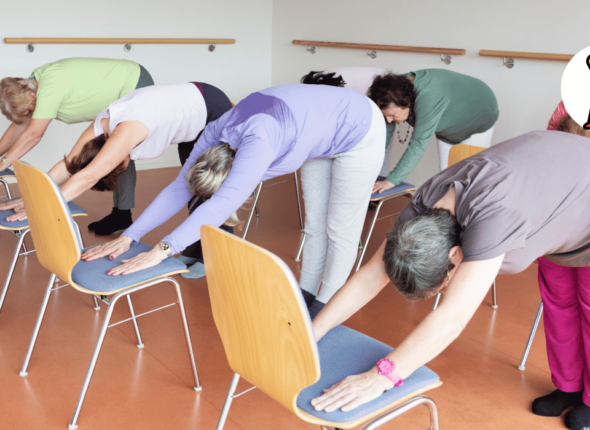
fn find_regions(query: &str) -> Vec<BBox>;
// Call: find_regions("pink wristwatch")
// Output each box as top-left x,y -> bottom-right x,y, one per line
376,358 -> 403,387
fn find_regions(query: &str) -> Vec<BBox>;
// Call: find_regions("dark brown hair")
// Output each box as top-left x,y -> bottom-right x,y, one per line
368,73 -> 417,125
64,134 -> 127,191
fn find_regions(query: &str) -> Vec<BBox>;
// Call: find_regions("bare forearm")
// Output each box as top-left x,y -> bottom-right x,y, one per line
48,160 -> 72,185
5,130 -> 43,162
59,173 -> 99,202
0,123 -> 26,156
313,241 -> 390,341
389,308 -> 463,379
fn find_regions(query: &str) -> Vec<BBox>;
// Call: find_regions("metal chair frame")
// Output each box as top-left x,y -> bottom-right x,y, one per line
21,274 -> 200,429
202,226 -> 440,430
11,160 -> 201,429
518,299 -> 543,370
242,171 -> 304,241
0,176 -> 13,200
0,221 -> 85,315
218,375 -> 439,430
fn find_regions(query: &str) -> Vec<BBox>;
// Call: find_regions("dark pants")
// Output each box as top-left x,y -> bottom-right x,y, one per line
113,64 -> 155,209
178,82 -> 234,260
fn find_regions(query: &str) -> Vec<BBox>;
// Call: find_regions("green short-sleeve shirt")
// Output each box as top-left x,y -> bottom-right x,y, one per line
386,69 -> 499,185
31,58 -> 140,124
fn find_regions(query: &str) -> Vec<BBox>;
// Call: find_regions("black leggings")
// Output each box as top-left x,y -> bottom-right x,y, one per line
178,82 -> 234,259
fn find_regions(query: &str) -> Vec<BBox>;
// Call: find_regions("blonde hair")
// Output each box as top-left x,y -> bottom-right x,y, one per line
186,143 -> 242,227
557,114 -> 590,138
0,77 -> 37,124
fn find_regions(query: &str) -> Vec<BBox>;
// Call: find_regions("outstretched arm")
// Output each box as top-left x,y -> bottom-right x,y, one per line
0,121 -> 98,214
384,97 -> 448,186
80,116 -> 229,263
5,121 -> 146,222
313,240 -> 390,341
47,122 -> 97,186
0,120 -> 30,158
58,120 -> 146,203
311,253 -> 504,413
0,118 -> 52,172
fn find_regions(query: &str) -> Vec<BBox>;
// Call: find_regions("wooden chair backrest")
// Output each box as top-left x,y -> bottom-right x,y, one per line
13,161 -> 80,283
448,144 -> 486,167
201,225 -> 320,413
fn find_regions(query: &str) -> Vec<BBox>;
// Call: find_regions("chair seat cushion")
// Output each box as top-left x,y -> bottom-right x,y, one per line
370,182 -> 415,201
296,325 -> 440,423
0,168 -> 15,177
71,242 -> 187,293
0,200 -> 86,229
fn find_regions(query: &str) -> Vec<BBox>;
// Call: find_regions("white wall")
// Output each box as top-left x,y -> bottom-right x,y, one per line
271,0 -> 586,186
1,0 -> 272,173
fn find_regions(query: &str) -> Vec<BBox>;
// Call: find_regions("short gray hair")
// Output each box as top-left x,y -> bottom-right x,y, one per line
383,209 -> 461,300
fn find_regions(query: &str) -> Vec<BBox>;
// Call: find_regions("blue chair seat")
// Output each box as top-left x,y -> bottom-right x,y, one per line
71,243 -> 187,293
0,200 -> 86,229
370,182 -> 416,201
296,325 -> 439,423
0,168 -> 15,177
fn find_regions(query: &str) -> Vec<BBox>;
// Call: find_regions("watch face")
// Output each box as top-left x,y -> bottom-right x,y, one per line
378,359 -> 394,375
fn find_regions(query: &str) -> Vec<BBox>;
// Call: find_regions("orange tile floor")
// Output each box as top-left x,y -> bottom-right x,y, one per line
0,167 -> 565,429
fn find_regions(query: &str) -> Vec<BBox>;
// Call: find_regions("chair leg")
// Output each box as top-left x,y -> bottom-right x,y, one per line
20,273 -> 57,376
215,373 -> 240,430
92,295 -> 101,311
295,232 -> 306,262
491,280 -> 498,309
518,300 -> 544,370
0,178 -> 12,200
169,278 -> 201,391
354,201 -> 383,273
126,295 -> 144,348
68,292 -> 120,430
431,293 -> 441,311
242,182 -> 263,240
360,395 -> 438,430
294,171 -> 304,231
0,229 -> 28,314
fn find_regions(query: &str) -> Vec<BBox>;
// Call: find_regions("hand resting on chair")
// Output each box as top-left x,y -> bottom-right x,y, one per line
81,235 -> 168,276
0,198 -> 27,222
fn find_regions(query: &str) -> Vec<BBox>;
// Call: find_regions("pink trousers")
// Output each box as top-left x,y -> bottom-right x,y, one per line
538,257 -> 590,406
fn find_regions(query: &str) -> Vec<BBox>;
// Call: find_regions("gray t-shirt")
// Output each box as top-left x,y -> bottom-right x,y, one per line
393,131 -> 590,274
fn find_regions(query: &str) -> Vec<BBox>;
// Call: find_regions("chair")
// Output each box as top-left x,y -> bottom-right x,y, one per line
432,144 -> 497,311
242,171 -> 304,240
0,198 -> 87,315
0,168 -> 14,199
201,225 -> 442,430
12,160 -> 201,429
518,299 -> 543,370
518,259 -> 543,370
295,181 -> 417,272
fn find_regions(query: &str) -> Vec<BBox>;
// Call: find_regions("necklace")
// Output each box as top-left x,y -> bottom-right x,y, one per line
397,121 -> 411,144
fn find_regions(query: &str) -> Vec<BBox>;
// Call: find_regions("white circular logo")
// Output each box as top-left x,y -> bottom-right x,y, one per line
561,46 -> 590,128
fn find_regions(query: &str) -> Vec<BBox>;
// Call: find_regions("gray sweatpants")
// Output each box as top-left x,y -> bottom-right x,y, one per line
299,100 -> 385,303
113,64 -> 154,210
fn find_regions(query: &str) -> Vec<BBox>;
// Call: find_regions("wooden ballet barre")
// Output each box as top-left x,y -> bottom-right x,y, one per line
479,50 -> 573,62
5,38 -> 235,44
293,40 -> 465,56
